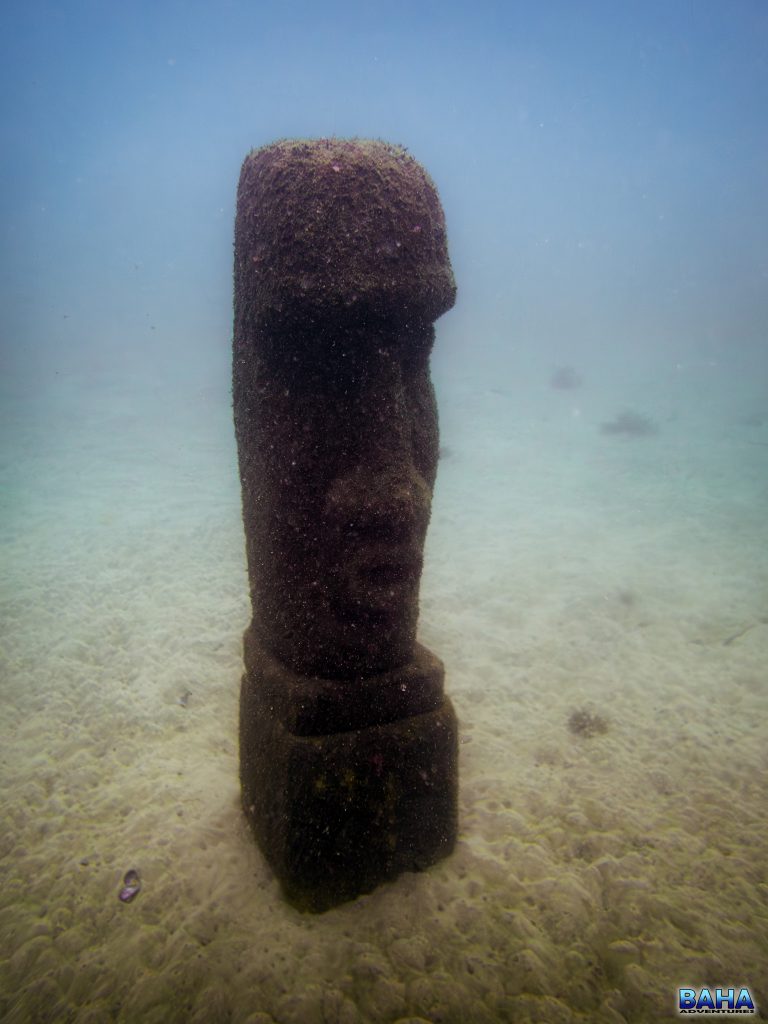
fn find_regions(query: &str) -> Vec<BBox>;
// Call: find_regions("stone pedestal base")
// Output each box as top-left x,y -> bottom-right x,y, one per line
239,637 -> 458,912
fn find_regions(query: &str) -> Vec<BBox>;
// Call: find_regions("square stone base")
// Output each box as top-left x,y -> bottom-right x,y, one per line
239,641 -> 458,912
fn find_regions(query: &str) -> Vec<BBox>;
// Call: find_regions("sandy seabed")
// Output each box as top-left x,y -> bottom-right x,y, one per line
1,353 -> 767,1023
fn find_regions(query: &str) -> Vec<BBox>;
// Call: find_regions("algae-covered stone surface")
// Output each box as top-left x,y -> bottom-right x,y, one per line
234,138 -> 456,327
234,138 -> 458,909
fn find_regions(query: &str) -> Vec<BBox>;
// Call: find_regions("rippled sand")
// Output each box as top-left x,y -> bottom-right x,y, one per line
1,357 -> 766,1022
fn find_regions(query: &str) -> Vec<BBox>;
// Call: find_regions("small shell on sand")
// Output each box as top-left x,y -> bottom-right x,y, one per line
119,869 -> 142,902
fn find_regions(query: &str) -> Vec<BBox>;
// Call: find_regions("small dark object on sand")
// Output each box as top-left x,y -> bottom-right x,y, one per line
550,365 -> 582,390
739,412 -> 765,428
600,410 -> 657,437
119,869 -> 141,902
178,689 -> 192,708
568,709 -> 609,738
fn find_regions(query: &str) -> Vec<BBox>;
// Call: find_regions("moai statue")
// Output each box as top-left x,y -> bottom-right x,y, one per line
233,138 -> 458,911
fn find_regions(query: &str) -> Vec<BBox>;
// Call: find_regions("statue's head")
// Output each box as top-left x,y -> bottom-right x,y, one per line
233,139 -> 455,679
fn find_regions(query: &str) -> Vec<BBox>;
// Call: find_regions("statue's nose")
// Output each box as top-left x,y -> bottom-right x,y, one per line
323,463 -> 431,540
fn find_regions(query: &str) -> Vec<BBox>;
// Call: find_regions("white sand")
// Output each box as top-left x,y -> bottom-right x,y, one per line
1,351 -> 766,1023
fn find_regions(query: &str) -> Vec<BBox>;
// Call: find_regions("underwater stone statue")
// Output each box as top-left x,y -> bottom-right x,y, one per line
233,138 -> 458,911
